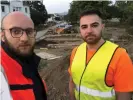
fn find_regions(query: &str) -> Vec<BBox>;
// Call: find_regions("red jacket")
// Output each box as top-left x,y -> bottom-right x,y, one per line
1,47 -> 47,100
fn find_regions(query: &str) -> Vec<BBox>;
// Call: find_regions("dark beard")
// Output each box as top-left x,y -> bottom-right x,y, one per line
82,32 -> 102,45
3,36 -> 34,57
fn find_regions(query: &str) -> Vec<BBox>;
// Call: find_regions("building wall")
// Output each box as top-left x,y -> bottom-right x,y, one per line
10,1 -> 23,12
10,1 -> 30,17
1,4 -> 10,18
23,6 -> 30,18
47,17 -> 54,22
0,4 -> 10,28
0,1 -> 30,28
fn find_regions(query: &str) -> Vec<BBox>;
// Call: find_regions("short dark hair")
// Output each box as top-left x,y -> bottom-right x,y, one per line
80,9 -> 102,20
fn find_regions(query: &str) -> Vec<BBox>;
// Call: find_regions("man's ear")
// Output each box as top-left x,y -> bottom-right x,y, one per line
0,31 -> 5,42
102,23 -> 105,29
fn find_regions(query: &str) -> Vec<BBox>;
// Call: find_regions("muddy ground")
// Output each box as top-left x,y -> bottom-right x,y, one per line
35,27 -> 133,100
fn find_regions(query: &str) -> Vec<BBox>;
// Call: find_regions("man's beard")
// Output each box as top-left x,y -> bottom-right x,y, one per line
82,32 -> 102,45
4,36 -> 34,57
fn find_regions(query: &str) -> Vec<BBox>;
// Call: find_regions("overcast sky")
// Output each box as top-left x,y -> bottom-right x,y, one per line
43,0 -> 116,14
43,0 -> 73,14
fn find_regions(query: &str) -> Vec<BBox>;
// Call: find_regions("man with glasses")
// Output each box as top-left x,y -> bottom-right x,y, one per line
0,11 -> 47,100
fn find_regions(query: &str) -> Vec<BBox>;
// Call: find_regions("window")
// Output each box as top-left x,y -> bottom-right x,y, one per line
15,0 -> 21,2
1,6 -> 5,12
16,7 -> 21,11
25,8 -> 27,13
13,7 -> 21,11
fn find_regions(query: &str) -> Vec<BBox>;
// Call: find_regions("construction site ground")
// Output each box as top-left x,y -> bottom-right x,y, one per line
34,26 -> 133,100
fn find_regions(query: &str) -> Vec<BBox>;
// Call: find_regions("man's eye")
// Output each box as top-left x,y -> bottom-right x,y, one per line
26,30 -> 34,34
81,26 -> 87,29
92,24 -> 98,28
12,29 -> 21,34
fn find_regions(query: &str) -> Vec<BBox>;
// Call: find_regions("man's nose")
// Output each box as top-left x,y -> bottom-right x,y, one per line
86,26 -> 93,33
20,31 -> 29,42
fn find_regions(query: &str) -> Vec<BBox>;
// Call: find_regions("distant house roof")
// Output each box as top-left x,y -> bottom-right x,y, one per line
0,1 -> 10,5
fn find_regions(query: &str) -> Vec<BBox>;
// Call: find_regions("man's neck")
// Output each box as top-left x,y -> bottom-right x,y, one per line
87,38 -> 105,50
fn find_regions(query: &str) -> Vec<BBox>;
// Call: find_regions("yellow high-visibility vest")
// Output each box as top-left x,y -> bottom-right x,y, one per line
71,41 -> 118,100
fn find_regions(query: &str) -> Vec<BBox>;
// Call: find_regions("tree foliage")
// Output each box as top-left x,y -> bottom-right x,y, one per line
67,1 -> 133,26
23,1 -> 48,26
115,1 -> 133,25
67,1 -> 113,24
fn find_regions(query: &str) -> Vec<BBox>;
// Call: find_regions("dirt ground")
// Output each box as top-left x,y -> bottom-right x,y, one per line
35,26 -> 133,100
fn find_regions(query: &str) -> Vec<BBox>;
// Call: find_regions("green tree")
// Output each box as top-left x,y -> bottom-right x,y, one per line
67,1 -> 113,24
106,5 -> 121,18
23,1 -> 48,26
115,1 -> 133,24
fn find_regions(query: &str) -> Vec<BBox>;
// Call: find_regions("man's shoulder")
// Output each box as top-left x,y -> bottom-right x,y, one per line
115,47 -> 126,55
71,46 -> 79,57
71,42 -> 84,54
112,47 -> 129,62
108,41 -> 127,55
72,46 -> 78,52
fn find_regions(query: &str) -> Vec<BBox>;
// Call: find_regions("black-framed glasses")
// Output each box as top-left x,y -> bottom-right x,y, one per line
2,27 -> 37,38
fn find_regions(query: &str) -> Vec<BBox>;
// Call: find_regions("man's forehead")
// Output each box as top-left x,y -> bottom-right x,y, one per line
3,12 -> 34,28
4,12 -> 25,21
80,14 -> 102,25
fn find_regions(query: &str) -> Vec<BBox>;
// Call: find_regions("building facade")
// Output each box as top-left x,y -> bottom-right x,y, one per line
0,0 -> 30,28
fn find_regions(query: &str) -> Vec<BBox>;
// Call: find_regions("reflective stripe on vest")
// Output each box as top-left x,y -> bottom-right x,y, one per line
71,41 -> 119,100
76,85 -> 115,98
10,84 -> 33,90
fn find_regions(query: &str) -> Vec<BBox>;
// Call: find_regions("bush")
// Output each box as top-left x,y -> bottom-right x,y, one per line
105,22 -> 123,27
126,27 -> 133,35
126,16 -> 133,26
